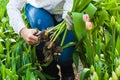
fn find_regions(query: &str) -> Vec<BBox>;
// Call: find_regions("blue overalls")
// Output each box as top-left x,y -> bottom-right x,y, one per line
25,4 -> 76,80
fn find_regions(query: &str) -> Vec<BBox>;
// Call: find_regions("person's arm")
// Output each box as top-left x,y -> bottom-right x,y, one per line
62,0 -> 73,19
62,0 -> 73,30
7,0 -> 40,45
7,0 -> 26,34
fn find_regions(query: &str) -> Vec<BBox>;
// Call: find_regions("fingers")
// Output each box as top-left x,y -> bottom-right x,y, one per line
20,28 -> 40,45
35,31 -> 41,36
32,28 -> 39,34
27,29 -> 40,45
28,35 -> 38,44
33,29 -> 41,37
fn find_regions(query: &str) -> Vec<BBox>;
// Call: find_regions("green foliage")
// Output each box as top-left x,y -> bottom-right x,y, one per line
0,0 -> 120,80
0,0 -> 46,80
72,12 -> 86,41
71,0 -> 120,79
80,68 -> 90,80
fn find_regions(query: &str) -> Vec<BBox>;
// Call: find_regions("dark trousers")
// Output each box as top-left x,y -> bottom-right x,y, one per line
25,4 -> 76,80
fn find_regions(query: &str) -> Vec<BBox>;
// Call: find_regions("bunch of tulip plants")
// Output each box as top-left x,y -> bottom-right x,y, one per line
69,0 -> 120,80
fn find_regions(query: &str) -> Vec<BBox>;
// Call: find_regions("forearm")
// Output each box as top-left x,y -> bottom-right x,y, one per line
7,0 -> 26,34
62,0 -> 73,19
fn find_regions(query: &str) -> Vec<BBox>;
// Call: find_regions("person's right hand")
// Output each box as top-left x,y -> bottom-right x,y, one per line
20,27 -> 40,45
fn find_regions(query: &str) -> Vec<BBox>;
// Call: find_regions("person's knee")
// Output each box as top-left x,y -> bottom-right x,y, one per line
25,4 -> 55,30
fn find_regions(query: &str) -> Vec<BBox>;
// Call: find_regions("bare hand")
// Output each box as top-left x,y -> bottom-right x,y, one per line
20,27 -> 40,45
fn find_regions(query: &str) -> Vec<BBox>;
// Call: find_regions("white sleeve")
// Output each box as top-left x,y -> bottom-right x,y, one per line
7,0 -> 26,34
62,0 -> 73,19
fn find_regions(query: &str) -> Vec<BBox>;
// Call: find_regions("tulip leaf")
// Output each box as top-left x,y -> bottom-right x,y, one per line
83,3 -> 97,19
116,36 -> 120,55
77,0 -> 91,12
0,42 -> 4,54
73,52 -> 79,71
17,63 -> 31,75
72,12 -> 87,41
43,73 -> 56,80
80,68 -> 90,80
62,42 -> 76,49
34,70 -> 47,80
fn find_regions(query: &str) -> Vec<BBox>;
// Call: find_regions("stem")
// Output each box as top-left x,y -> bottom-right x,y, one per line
47,22 -> 62,32
112,27 -> 116,55
47,26 -> 57,33
86,30 -> 94,65
52,23 -> 66,43
50,21 -> 65,41
60,28 -> 68,46
50,27 -> 60,42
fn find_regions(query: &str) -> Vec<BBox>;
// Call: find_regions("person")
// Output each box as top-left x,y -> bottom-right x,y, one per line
7,0 -> 76,80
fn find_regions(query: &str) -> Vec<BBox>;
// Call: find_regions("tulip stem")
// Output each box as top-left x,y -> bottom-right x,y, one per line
52,21 -> 65,43
60,27 -> 68,46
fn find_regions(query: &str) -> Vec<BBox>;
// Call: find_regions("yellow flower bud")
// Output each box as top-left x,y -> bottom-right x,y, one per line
112,71 -> 118,80
95,54 -> 99,62
111,16 -> 115,26
115,65 -> 120,77
90,65 -> 95,73
93,72 -> 99,80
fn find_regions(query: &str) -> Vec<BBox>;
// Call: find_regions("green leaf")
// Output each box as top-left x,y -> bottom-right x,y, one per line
95,62 -> 102,80
72,12 -> 87,41
93,72 -> 99,80
104,71 -> 109,80
1,63 -> 5,79
96,10 -> 109,26
116,36 -> 120,55
34,70 -> 47,80
83,3 -> 97,19
29,72 -> 36,80
15,42 -> 23,68
30,46 -> 37,64
0,53 -> 5,58
41,61 -> 51,67
5,68 -> 18,80
77,0 -> 91,12
84,34 -> 94,65
105,30 -> 112,45
25,69 -> 36,80
62,42 -> 76,49
17,63 -> 31,75
95,39 -> 103,55
0,42 -> 4,54
0,31 -> 6,38
72,0 -> 80,11
80,68 -> 90,80
43,73 -> 56,80
73,52 -> 79,71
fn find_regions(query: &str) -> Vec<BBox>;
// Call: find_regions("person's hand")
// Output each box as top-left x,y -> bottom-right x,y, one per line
65,14 -> 73,30
20,27 -> 41,45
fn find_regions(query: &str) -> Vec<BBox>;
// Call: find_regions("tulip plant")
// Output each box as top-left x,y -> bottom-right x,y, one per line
0,0 -> 120,80
69,0 -> 120,80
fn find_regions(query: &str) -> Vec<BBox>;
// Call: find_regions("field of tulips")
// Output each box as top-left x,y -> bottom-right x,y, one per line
0,0 -> 120,80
